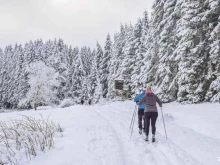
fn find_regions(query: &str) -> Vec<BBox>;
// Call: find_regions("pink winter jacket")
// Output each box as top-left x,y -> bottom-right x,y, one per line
138,93 -> 162,112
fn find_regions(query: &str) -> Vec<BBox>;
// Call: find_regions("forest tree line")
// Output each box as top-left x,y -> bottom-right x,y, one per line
0,0 -> 220,109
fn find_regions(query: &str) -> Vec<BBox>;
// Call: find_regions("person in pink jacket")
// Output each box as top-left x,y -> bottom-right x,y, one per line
137,86 -> 162,142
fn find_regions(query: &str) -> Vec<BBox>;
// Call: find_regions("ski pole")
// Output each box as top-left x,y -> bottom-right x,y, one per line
129,106 -> 136,129
130,105 -> 137,129
130,105 -> 137,139
160,107 -> 168,139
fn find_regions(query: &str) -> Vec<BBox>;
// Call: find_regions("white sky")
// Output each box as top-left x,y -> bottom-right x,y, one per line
0,0 -> 154,49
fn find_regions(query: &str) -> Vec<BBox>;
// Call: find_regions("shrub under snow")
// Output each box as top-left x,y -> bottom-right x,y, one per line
18,61 -> 59,110
59,98 -> 75,108
0,115 -> 63,165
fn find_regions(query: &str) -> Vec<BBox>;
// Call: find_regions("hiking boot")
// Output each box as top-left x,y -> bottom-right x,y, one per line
152,134 -> 156,143
145,135 -> 149,141
139,129 -> 142,134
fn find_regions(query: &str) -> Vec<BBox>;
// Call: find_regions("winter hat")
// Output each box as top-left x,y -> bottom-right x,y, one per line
146,86 -> 153,94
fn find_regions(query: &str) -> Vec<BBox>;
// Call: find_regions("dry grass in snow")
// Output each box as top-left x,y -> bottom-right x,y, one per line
0,115 -> 63,165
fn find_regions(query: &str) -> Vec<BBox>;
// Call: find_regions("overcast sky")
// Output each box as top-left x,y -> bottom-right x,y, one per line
0,0 -> 154,49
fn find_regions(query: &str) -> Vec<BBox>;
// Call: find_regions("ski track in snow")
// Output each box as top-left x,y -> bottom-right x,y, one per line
0,101 -> 220,165
86,111 -> 125,165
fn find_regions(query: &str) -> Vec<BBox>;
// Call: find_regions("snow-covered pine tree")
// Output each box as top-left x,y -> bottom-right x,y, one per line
80,46 -> 93,76
63,46 -> 75,98
12,44 -> 29,108
71,47 -> 86,102
80,47 -> 93,100
96,42 -> 103,76
135,10 -> 149,92
151,0 -> 179,102
4,44 -> 18,107
99,34 -> 112,98
66,47 -> 79,100
130,19 -> 145,93
107,33 -> 120,98
174,0 -> 210,103
139,0 -> 165,94
113,24 -> 128,78
205,0 -> 220,102
1,45 -> 15,108
140,10 -> 149,62
0,48 -> 5,108
89,49 -> 102,103
120,22 -> 136,91
34,39 -> 44,62
49,39 -> 68,101
23,41 -> 35,65
88,50 -> 97,97
43,40 -> 56,62
107,24 -> 131,98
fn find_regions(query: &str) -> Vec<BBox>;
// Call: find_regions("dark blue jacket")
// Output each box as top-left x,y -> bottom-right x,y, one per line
134,91 -> 146,110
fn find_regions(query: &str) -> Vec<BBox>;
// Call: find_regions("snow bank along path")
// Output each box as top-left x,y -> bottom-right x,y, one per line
0,101 -> 219,165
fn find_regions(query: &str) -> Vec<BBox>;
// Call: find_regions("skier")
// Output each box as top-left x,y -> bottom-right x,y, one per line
134,89 -> 146,134
88,99 -> 91,105
81,99 -> 84,105
137,86 -> 162,142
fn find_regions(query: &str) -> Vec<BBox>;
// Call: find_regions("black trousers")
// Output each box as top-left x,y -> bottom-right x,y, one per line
138,109 -> 145,129
144,112 -> 158,135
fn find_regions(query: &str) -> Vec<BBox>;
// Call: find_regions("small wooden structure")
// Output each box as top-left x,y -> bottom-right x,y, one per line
113,78 -> 131,99
114,80 -> 124,90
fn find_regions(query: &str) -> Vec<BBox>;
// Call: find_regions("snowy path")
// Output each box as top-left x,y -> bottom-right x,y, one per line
28,105 -> 126,165
0,101 -> 219,165
95,102 -> 202,165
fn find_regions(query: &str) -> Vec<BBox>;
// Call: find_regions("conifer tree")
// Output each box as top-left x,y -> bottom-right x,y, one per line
205,0 -> 220,102
100,34 -> 112,98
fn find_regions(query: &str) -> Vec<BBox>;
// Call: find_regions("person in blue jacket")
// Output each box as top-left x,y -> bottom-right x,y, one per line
134,89 -> 146,134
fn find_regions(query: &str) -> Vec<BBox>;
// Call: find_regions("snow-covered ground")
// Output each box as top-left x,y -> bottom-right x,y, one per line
0,101 -> 219,165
